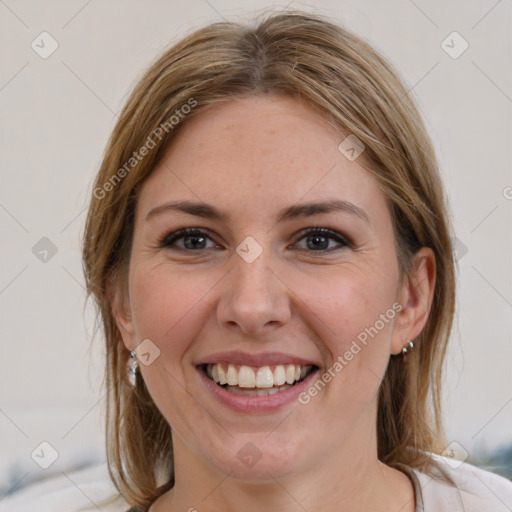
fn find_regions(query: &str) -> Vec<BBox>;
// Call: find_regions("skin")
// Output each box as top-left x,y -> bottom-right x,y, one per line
112,95 -> 436,512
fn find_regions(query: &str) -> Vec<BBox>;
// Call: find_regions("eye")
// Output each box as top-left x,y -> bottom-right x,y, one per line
293,227 -> 351,252
159,228 -> 219,251
158,227 -> 351,253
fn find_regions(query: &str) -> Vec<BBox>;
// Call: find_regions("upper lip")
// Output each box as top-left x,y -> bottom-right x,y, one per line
197,351 -> 320,368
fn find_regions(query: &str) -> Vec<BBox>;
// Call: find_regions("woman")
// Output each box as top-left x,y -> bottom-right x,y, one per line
82,10 -> 512,512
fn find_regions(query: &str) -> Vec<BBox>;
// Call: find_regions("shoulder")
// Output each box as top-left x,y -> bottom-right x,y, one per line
413,454 -> 512,511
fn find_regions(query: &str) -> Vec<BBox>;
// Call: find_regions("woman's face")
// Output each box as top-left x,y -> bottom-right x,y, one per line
115,95 -> 430,481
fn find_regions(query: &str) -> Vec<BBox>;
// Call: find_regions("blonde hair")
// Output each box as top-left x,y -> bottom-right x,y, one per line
82,10 -> 455,509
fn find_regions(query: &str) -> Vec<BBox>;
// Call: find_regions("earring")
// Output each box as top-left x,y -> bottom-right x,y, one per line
401,340 -> 414,355
127,350 -> 138,387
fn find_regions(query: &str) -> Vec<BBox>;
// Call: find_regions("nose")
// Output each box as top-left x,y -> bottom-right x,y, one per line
216,252 -> 291,336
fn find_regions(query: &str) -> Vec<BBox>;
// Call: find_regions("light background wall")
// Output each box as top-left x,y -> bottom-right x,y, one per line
1,0 -> 511,493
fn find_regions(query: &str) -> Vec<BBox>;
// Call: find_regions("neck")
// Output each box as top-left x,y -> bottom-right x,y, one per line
149,410 -> 415,512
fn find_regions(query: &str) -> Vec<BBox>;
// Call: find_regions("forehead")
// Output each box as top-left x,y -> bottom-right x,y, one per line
137,95 -> 387,224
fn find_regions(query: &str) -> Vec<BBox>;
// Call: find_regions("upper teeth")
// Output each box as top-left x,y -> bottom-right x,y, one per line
206,363 -> 311,388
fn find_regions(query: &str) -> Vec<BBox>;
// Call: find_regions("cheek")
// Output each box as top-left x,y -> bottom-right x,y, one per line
295,261 -> 399,397
127,264 -> 219,430
128,263 -> 218,370
301,262 -> 398,344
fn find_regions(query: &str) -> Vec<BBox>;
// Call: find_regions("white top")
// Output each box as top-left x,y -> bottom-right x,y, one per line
1,457 -> 511,511
398,455 -> 512,511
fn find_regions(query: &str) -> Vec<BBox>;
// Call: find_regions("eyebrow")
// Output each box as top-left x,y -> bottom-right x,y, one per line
145,199 -> 371,225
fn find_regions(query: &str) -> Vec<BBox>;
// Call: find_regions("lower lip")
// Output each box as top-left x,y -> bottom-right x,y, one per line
197,366 -> 319,413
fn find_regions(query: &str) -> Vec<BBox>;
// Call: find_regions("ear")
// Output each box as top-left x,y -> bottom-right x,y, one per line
390,247 -> 436,355
107,273 -> 136,351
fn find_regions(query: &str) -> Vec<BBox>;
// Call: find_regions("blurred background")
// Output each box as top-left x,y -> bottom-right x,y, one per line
1,0 -> 511,506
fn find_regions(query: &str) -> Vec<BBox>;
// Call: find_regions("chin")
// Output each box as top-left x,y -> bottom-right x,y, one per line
206,434 -> 312,482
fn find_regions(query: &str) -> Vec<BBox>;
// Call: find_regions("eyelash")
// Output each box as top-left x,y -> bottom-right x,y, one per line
158,227 -> 351,253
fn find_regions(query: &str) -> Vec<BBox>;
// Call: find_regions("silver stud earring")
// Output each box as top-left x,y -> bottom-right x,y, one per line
127,350 -> 138,387
401,340 -> 414,355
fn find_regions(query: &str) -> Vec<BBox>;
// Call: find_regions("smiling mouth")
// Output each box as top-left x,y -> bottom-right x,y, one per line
201,363 -> 317,397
